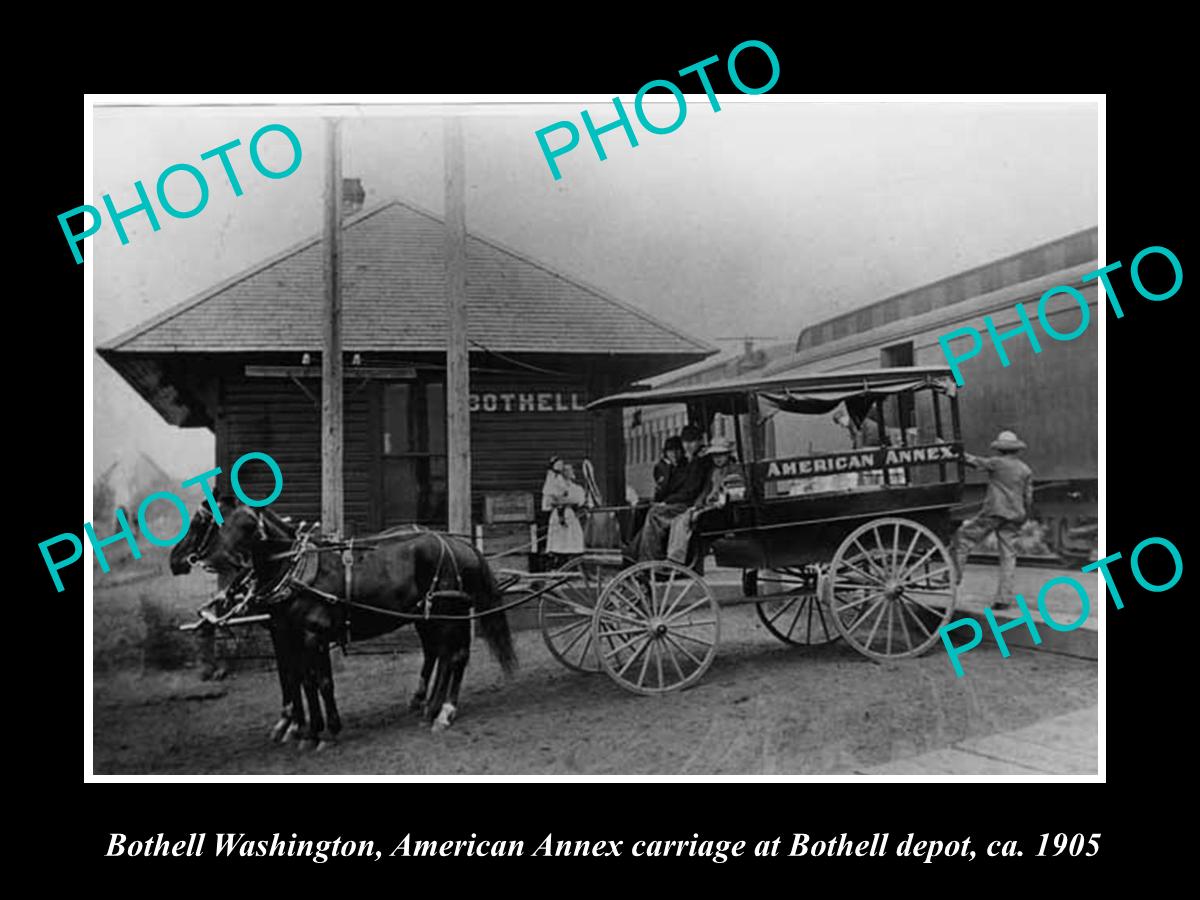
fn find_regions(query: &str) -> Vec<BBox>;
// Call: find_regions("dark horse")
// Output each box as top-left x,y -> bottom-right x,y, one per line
169,498 -> 517,747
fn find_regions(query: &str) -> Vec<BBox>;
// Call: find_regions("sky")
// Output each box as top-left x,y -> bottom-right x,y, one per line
91,99 -> 1098,486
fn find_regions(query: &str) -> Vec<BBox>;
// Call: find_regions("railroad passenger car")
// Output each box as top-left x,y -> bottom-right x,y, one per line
760,228 -> 1099,561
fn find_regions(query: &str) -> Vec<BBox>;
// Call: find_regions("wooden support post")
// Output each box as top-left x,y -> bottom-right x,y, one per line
444,117 -> 471,537
950,393 -> 966,483
322,118 -> 344,538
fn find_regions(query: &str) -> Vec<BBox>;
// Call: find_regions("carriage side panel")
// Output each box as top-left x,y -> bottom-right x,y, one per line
701,484 -> 960,570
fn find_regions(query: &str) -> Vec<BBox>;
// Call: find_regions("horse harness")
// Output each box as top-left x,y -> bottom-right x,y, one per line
252,518 -> 470,644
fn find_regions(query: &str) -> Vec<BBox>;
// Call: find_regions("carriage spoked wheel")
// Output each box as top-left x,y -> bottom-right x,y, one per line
593,561 -> 720,695
825,517 -> 957,660
538,556 -> 608,673
750,565 -> 840,646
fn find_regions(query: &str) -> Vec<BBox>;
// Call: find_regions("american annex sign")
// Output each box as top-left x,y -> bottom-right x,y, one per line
759,444 -> 964,480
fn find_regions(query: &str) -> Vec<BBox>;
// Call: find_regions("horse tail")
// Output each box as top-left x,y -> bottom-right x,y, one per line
473,549 -> 518,676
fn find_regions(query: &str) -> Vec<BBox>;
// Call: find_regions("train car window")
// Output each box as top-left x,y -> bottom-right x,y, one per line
880,342 -> 914,368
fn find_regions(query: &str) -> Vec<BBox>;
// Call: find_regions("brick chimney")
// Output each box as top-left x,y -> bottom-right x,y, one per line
342,177 -> 365,217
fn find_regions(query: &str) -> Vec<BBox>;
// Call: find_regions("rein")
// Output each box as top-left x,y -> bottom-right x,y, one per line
289,572 -> 575,622
188,507 -> 579,631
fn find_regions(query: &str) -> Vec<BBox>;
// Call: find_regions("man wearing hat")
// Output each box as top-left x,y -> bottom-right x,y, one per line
666,437 -> 737,566
653,436 -> 684,502
954,430 -> 1035,610
635,425 -> 711,561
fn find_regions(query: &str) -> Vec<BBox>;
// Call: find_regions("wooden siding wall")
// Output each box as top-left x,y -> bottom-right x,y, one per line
214,365 -> 625,533
469,371 -> 596,508
217,377 -> 374,532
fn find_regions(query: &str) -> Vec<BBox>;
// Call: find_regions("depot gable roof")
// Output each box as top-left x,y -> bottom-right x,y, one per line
98,198 -> 716,357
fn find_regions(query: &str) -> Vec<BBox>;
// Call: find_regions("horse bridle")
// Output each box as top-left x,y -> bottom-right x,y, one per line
186,508 -> 221,569
188,506 -> 267,574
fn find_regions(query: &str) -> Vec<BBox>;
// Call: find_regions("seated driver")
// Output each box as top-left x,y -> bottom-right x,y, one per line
634,425 -> 710,562
666,438 -> 737,565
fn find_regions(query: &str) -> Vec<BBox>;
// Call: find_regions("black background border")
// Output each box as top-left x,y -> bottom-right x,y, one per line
23,23 -> 1187,881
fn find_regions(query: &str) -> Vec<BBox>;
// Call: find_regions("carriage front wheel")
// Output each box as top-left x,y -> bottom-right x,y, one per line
538,555 -> 612,673
825,517 -> 956,660
593,561 -> 720,695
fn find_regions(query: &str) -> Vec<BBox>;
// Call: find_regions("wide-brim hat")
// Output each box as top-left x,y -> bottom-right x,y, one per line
701,438 -> 736,457
990,430 -> 1027,451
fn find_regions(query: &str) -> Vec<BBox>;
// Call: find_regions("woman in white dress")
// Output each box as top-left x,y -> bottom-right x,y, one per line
542,459 -> 587,567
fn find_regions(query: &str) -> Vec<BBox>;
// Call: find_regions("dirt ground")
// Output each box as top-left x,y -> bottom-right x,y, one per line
92,600 -> 1097,775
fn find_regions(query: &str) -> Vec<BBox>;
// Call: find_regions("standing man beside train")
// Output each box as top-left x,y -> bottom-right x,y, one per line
953,430 -> 1035,610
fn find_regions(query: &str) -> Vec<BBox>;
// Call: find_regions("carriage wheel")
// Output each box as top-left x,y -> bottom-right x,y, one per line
538,556 -> 608,673
593,561 -> 720,695
825,517 -> 956,660
752,566 -> 840,646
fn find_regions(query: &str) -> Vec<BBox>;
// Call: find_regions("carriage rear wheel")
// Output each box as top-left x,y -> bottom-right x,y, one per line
537,555 -> 615,673
825,517 -> 956,660
750,566 -> 840,646
593,561 -> 720,695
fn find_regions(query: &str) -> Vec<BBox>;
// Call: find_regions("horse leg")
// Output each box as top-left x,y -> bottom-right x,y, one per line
426,652 -> 453,730
316,645 -> 341,748
269,622 -> 305,743
433,626 -> 471,732
410,623 -> 437,714
283,671 -> 307,743
428,622 -> 465,731
267,624 -> 292,741
298,638 -> 325,750
448,631 -> 471,708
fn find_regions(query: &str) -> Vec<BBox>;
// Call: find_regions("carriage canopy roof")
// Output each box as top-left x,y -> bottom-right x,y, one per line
586,365 -> 956,412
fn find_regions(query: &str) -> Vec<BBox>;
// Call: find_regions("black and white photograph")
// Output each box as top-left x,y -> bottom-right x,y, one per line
84,95 -> 1100,777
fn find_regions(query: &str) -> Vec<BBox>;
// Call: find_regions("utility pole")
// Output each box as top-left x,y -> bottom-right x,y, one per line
322,117 -> 344,538
444,116 -> 471,536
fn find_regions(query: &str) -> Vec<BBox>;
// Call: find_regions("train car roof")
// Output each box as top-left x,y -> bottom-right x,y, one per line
587,365 -> 955,410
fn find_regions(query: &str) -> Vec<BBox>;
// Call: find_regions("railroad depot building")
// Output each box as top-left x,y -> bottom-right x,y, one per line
98,197 -> 715,536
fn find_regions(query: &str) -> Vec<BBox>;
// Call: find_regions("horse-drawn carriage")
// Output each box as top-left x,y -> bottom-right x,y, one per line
178,366 -> 966,740
528,365 -> 967,694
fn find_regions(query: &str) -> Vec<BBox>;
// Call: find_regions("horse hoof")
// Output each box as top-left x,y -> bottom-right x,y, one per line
299,738 -> 318,752
269,719 -> 290,743
282,723 -> 303,744
316,739 -> 336,752
431,703 -> 457,732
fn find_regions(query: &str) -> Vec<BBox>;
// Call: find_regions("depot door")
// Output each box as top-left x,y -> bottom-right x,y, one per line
381,381 -> 448,527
